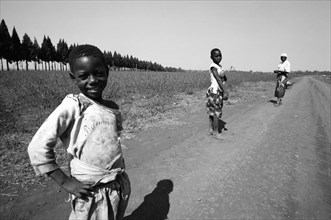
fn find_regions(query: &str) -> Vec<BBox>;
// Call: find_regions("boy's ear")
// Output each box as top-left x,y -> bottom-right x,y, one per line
68,72 -> 75,80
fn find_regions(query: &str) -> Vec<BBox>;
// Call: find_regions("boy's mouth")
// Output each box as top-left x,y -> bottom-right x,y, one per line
87,87 -> 101,93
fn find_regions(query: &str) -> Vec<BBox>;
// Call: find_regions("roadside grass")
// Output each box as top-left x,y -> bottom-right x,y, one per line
314,73 -> 331,84
0,70 -> 315,190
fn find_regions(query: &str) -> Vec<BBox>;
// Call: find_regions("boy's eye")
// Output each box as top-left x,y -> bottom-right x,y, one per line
95,71 -> 106,77
78,73 -> 88,79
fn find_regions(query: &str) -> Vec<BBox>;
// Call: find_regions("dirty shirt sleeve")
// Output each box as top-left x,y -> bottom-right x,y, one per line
27,95 -> 78,175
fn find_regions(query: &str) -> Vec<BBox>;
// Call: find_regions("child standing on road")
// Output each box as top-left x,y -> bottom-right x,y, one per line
28,44 -> 130,220
206,48 -> 228,139
273,53 -> 291,107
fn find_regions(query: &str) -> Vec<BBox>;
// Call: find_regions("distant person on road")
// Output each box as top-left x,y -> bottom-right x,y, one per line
28,44 -> 130,220
274,53 -> 291,107
206,48 -> 229,139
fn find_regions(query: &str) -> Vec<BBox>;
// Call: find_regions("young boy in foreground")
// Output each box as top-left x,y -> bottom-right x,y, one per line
28,44 -> 130,220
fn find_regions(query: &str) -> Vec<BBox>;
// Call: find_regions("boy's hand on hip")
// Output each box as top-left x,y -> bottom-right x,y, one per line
62,177 -> 93,201
47,168 -> 93,201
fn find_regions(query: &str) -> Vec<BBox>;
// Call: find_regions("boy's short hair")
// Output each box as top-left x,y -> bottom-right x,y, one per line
211,48 -> 221,56
69,44 -> 108,72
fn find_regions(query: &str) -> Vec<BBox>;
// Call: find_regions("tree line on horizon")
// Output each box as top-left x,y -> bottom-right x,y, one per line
0,19 -> 183,72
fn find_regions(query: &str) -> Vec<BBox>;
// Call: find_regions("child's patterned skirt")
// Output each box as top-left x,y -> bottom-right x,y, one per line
274,78 -> 286,98
206,88 -> 223,118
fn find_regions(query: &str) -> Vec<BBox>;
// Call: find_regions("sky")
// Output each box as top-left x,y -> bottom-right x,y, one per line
0,0 -> 330,71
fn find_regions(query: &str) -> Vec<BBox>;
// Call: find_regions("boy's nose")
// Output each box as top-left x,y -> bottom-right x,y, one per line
89,75 -> 97,83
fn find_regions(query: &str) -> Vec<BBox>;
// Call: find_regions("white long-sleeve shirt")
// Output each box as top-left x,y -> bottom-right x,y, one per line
278,60 -> 291,73
28,93 -> 124,176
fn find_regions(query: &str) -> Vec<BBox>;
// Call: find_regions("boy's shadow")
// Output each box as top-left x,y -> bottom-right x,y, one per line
218,119 -> 228,133
124,179 -> 174,220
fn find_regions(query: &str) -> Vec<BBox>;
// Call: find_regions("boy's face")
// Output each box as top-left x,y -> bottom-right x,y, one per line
70,56 -> 108,101
211,50 -> 222,64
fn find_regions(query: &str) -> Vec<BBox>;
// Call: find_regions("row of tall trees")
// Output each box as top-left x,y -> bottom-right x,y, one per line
0,19 -> 183,72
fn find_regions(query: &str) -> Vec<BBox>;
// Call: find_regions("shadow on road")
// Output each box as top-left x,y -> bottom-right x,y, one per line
268,99 -> 277,104
124,179 -> 174,220
219,119 -> 228,133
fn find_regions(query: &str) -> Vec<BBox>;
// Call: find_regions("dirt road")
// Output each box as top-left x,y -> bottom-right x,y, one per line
1,76 -> 330,219
123,76 -> 330,220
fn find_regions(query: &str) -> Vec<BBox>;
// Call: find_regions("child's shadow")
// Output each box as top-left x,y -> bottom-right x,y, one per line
218,119 -> 228,133
124,179 -> 174,220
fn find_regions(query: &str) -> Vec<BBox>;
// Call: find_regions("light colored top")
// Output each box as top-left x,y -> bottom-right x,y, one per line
209,62 -> 225,93
28,93 -> 124,176
278,60 -> 291,73
70,157 -> 123,185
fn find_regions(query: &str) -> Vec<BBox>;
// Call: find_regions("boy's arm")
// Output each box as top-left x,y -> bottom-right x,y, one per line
28,96 -> 94,199
284,61 -> 290,73
211,67 -> 226,91
28,97 -> 75,175
211,67 -> 228,99
275,62 -> 290,74
274,70 -> 289,74
47,168 -> 93,201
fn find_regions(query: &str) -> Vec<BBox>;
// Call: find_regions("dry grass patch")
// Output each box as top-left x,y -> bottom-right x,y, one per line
0,70 -> 315,190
